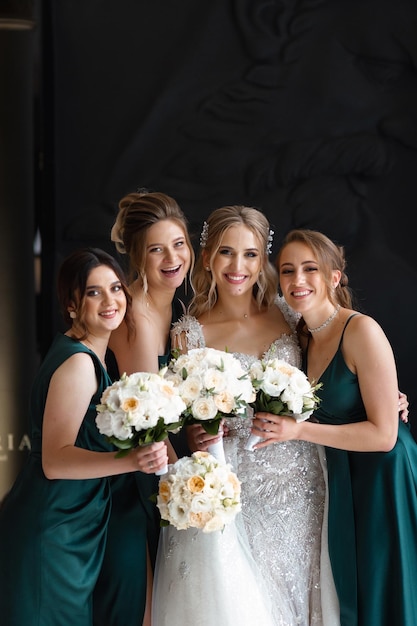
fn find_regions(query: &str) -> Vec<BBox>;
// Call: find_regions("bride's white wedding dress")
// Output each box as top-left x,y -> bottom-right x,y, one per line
152,297 -> 339,626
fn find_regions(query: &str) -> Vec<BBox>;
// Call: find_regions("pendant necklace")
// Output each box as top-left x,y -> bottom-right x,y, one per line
307,305 -> 340,333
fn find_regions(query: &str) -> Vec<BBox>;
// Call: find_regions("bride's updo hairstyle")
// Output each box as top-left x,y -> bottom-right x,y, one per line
189,205 -> 278,317
111,188 -> 195,291
276,229 -> 354,334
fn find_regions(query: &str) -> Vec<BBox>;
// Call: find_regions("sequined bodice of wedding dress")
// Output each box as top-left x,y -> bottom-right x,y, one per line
152,298 -> 339,626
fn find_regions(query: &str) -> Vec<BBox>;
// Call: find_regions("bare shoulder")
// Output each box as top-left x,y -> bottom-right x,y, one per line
342,311 -> 392,360
344,311 -> 386,338
50,351 -> 97,390
61,350 -> 97,372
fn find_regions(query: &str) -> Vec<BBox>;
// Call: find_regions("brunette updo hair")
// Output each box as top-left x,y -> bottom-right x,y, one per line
111,189 -> 194,289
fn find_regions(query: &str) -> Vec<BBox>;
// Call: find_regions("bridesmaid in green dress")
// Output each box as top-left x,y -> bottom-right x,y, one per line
0,248 -> 168,626
93,190 -> 194,626
252,228 -> 417,626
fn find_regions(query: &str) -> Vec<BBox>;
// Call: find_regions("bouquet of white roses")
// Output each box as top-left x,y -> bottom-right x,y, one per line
165,347 -> 256,461
156,451 -> 241,533
245,357 -> 322,451
166,347 -> 256,430
96,370 -> 186,472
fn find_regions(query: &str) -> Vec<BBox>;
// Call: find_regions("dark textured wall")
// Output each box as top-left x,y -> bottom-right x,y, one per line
39,0 -> 417,434
0,2 -> 38,499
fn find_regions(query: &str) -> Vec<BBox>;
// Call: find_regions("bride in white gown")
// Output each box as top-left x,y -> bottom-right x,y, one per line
152,206 -> 339,626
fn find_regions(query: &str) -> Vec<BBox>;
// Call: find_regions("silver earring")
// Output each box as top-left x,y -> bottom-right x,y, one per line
69,311 -> 76,319
205,266 -> 210,271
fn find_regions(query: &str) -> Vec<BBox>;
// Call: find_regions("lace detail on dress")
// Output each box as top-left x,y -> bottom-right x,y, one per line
168,302 -> 331,626
171,301 -> 301,364
171,314 -> 205,351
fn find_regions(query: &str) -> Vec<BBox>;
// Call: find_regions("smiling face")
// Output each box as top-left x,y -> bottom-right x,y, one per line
278,240 -> 340,315
207,224 -> 263,298
76,264 -> 127,335
144,219 -> 191,291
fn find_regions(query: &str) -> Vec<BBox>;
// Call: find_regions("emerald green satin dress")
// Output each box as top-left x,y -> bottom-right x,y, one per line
92,363 -> 163,626
310,317 -> 417,626
0,334 -> 113,625
92,298 -> 189,626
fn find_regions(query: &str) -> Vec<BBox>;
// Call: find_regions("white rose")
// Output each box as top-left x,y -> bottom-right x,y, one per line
249,360 -> 264,382
287,368 -> 312,396
96,410 -> 133,440
236,378 -> 256,404
190,493 -> 212,513
201,472 -> 222,497
178,376 -> 203,405
261,367 -> 289,396
191,397 -> 218,421
167,500 -> 191,530
219,480 -> 237,499
214,390 -> 235,414
164,395 -> 187,423
281,387 -> 304,414
203,368 -> 226,393
131,403 -> 159,430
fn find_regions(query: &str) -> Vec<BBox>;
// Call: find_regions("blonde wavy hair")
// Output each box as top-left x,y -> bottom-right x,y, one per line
189,205 -> 278,317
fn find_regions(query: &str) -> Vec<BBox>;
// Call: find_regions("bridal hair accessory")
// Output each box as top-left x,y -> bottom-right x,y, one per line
69,311 -> 77,319
266,229 -> 274,255
110,219 -> 126,254
307,304 -> 341,333
200,221 -> 273,253
200,221 -> 209,248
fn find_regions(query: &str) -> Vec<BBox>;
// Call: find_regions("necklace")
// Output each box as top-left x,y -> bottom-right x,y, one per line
307,305 -> 340,333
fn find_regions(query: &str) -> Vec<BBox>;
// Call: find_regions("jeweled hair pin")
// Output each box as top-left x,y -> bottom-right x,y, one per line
200,221 -> 209,248
266,229 -> 274,255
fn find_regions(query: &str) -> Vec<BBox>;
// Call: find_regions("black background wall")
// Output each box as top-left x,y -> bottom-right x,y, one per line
36,0 -> 417,435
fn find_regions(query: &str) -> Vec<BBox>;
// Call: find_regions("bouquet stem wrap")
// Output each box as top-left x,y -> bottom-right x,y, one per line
207,436 -> 226,463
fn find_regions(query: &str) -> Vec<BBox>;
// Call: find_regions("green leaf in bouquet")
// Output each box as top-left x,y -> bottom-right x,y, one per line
108,436 -> 134,450
108,416 -> 183,457
201,417 -> 223,435
267,399 -> 285,414
183,414 -> 223,435
107,436 -> 135,457
170,347 -> 181,361
137,417 -> 182,446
